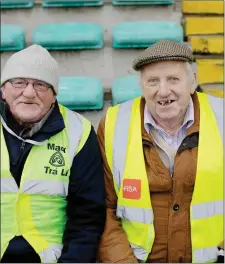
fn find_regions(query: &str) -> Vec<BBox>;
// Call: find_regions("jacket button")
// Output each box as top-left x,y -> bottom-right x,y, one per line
173,204 -> 179,211
179,257 -> 183,263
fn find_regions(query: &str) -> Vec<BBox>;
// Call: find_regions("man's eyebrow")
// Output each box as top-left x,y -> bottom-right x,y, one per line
147,76 -> 159,79
167,74 -> 179,77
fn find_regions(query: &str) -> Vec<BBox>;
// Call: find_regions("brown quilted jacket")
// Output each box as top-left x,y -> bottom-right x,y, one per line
97,92 -> 223,263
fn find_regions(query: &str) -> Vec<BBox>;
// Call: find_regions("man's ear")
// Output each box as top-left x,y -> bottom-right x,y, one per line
191,73 -> 197,94
52,95 -> 56,104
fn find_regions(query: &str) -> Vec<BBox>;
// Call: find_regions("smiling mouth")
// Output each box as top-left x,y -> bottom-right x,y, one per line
158,100 -> 175,106
21,102 -> 35,105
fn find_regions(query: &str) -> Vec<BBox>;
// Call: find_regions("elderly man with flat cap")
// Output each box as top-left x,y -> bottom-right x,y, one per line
0,44 -> 106,263
97,40 -> 224,263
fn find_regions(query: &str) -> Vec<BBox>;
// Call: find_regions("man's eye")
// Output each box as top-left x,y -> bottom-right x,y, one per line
148,79 -> 157,84
36,83 -> 45,87
15,81 -> 24,85
169,77 -> 179,81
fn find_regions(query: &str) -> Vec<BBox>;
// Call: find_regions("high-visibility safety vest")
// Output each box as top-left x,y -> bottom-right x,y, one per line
1,104 -> 91,263
105,92 -> 223,263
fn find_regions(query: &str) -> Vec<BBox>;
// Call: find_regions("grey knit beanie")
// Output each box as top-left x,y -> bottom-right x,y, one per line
1,44 -> 59,94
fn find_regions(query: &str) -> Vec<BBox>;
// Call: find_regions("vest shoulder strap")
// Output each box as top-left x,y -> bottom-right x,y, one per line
59,104 -> 91,166
206,94 -> 223,142
109,98 -> 139,191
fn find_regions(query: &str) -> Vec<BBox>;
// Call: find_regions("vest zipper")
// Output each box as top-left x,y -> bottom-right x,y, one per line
16,142 -> 25,236
20,141 -> 25,151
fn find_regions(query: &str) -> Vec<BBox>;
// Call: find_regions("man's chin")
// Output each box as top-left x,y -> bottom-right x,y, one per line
157,113 -> 179,123
13,112 -> 42,125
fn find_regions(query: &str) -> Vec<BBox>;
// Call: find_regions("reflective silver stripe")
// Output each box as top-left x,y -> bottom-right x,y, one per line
130,243 -> 148,261
113,100 -> 133,189
66,109 -> 83,167
1,178 -> 18,193
194,246 -> 218,263
40,244 -> 63,263
207,95 -> 223,142
117,205 -> 153,224
22,180 -> 68,196
192,200 -> 223,220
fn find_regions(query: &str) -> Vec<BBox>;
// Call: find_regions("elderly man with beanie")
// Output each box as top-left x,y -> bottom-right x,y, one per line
0,44 -> 106,263
97,40 -> 224,263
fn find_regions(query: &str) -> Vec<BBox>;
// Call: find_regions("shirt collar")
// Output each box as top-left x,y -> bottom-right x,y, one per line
144,97 -> 195,134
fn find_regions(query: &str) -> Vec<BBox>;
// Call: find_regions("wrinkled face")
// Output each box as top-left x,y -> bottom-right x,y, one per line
140,61 -> 196,125
2,78 -> 56,124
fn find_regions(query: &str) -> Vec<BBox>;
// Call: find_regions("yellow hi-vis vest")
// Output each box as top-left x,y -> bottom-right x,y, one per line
0,104 -> 91,263
105,92 -> 223,263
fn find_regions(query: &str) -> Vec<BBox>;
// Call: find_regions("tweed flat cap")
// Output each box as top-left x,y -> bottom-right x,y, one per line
133,40 -> 194,71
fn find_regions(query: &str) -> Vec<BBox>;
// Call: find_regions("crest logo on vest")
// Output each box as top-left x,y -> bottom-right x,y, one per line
122,179 -> 141,200
43,143 -> 69,177
49,151 -> 65,167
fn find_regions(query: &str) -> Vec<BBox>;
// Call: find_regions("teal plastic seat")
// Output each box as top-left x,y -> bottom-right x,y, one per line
112,21 -> 183,48
32,23 -> 104,50
0,0 -> 34,8
112,75 -> 141,106
57,77 -> 104,110
42,0 -> 103,7
112,0 -> 173,5
1,25 -> 25,51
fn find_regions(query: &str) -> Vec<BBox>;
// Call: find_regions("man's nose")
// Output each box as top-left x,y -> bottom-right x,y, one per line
158,81 -> 171,97
22,83 -> 36,98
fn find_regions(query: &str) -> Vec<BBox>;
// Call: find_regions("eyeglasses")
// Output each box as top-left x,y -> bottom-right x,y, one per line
8,78 -> 52,92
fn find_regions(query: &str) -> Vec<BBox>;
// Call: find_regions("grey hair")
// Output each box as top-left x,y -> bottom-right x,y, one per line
185,62 -> 194,80
185,62 -> 198,89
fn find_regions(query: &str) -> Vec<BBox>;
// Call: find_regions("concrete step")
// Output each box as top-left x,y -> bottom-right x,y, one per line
1,5 -> 182,45
78,100 -> 111,130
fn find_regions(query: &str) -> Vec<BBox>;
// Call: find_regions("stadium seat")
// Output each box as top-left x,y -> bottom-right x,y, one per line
0,0 -> 34,8
202,88 -> 224,98
0,25 -> 25,51
42,0 -> 104,7
185,16 -> 223,36
32,23 -> 104,50
42,0 -> 103,7
112,75 -> 141,106
112,0 -> 173,6
188,36 -> 224,54
112,21 -> 183,48
57,77 -> 104,110
196,59 -> 224,85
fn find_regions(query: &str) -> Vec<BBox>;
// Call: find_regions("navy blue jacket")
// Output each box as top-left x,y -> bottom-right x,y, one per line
0,98 -> 106,263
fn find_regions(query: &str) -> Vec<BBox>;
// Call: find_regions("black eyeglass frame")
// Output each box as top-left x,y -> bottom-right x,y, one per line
8,78 -> 53,92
